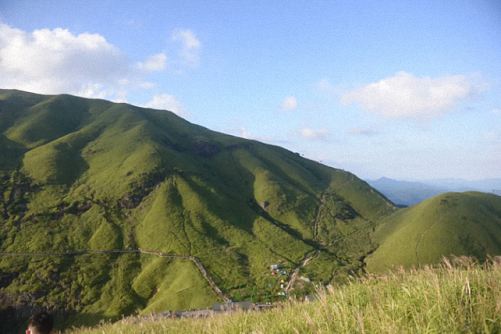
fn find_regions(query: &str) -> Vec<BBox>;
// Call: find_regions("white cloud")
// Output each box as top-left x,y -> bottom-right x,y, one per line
492,108 -> 501,115
137,53 -> 167,72
281,96 -> 297,111
139,81 -> 155,89
172,29 -> 200,50
145,93 -> 185,115
0,22 -> 177,101
238,127 -> 252,139
234,128 -> 289,145
316,78 -> 339,95
341,71 -> 481,119
348,127 -> 379,136
171,29 -> 201,67
299,127 -> 328,140
0,23 -> 132,99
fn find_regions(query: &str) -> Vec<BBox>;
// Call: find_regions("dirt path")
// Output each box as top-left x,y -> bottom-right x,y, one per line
285,192 -> 327,292
284,250 -> 319,292
312,192 -> 327,240
0,248 -> 231,303
414,216 -> 441,264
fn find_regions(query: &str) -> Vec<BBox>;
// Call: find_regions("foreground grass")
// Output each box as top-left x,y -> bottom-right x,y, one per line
71,258 -> 501,334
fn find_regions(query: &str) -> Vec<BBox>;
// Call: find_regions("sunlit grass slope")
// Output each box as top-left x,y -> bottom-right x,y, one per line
366,192 -> 501,272
0,89 -> 395,328
71,259 -> 501,334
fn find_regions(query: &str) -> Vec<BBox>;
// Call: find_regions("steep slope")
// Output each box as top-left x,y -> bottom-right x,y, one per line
366,192 -> 501,272
0,89 -> 395,327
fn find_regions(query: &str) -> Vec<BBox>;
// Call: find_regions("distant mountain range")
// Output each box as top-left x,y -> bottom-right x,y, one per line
367,177 -> 501,206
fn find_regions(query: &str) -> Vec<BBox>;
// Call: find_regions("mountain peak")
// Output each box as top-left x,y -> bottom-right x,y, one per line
0,89 -> 394,327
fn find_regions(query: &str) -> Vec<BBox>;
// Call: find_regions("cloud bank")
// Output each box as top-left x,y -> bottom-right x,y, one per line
0,22 -> 199,108
341,71 -> 481,118
0,23 -> 133,98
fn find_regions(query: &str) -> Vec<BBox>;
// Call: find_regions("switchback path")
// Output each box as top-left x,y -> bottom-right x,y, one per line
284,250 -> 319,292
312,192 -> 327,240
285,191 -> 327,292
0,248 -> 231,303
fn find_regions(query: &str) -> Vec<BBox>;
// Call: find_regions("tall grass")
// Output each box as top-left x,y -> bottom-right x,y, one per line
71,257 -> 501,333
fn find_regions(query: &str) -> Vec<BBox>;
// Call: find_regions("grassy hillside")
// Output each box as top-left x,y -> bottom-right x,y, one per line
0,89 -> 395,329
70,259 -> 501,334
366,192 -> 501,272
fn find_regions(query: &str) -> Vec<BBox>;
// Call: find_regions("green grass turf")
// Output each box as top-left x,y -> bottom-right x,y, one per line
70,259 -> 501,334
366,192 -> 501,272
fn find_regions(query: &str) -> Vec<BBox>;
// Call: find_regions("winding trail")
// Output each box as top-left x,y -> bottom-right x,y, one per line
312,192 -> 327,240
285,192 -> 327,292
414,215 -> 441,264
0,248 -> 231,303
284,250 -> 319,292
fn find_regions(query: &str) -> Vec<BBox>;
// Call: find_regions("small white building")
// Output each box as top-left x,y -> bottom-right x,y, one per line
270,264 -> 281,271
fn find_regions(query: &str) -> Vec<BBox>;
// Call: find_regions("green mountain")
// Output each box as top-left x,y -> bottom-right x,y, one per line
0,89 -> 395,328
366,192 -> 501,272
4,89 -> 500,332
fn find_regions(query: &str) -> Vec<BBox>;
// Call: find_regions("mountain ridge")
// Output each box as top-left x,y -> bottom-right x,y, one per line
0,89 -> 394,329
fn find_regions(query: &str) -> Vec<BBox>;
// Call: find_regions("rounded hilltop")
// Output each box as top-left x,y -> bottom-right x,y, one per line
366,191 -> 501,272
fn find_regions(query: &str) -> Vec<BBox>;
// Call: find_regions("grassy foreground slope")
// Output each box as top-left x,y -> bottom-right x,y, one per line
71,260 -> 501,334
0,89 -> 394,327
366,192 -> 501,272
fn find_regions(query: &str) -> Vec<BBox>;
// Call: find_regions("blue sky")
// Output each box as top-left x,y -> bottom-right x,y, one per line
1,0 -> 500,180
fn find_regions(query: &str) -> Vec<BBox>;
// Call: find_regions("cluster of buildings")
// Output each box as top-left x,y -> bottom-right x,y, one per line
270,264 -> 288,296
